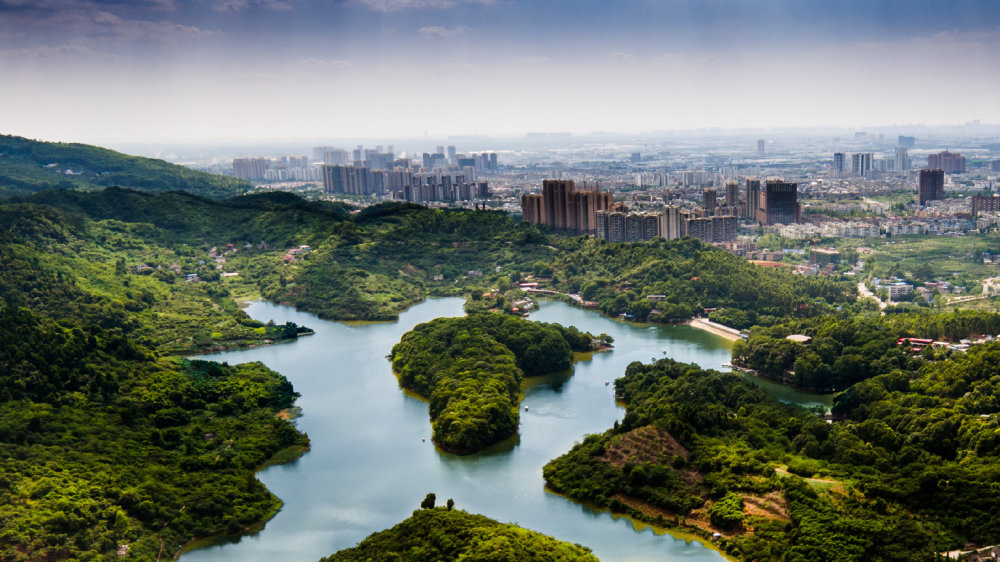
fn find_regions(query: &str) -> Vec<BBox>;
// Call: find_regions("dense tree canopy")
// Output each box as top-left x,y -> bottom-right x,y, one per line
391,314 -> 597,453
319,506 -> 597,562
0,134 -> 251,198
545,353 -> 1000,560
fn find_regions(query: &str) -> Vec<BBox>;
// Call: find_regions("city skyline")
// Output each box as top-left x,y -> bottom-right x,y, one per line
1,0 -> 999,144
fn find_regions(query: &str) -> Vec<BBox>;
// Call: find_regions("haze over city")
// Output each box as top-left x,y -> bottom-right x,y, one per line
2,0 -> 999,144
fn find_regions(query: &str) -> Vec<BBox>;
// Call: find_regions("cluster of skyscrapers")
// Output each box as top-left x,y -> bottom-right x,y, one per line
520,180 -> 614,235
317,144 -> 495,203
233,156 -> 318,181
521,177 -> 801,244
322,166 -> 489,202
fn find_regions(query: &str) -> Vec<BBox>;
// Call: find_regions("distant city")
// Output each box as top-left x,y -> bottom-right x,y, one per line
209,127 -> 1000,260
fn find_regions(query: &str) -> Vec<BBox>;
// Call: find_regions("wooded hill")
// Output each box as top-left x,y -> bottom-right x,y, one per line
0,135 -> 250,198
319,502 -> 597,562
0,230 -> 309,560
544,352 -> 1000,561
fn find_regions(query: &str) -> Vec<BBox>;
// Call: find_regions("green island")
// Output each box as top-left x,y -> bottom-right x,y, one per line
319,497 -> 597,562
390,314 -> 608,453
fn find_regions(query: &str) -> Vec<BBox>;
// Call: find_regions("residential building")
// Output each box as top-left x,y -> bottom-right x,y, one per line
918,169 -> 945,205
928,150 -> 966,174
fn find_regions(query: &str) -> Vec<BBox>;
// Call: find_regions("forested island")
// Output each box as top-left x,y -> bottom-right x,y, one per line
391,314 -> 607,453
319,498 -> 597,561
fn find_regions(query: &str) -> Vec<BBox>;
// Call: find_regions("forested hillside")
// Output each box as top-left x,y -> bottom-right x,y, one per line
544,353 -> 1000,561
390,314 -> 602,453
319,503 -> 597,562
0,135 -> 250,198
733,310 -> 1000,391
0,231 -> 309,560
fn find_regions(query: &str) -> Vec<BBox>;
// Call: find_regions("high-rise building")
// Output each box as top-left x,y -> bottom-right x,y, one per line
659,205 -> 682,240
918,169 -> 945,205
233,157 -> 270,180
894,147 -> 911,172
833,152 -> 845,175
852,153 -> 873,177
703,188 -> 717,216
971,193 -> 1000,217
745,179 -> 760,219
725,180 -> 739,208
757,139 -> 765,156
928,151 -> 966,174
522,179 -> 612,236
898,135 -> 916,148
447,146 -> 457,165
755,180 -> 799,225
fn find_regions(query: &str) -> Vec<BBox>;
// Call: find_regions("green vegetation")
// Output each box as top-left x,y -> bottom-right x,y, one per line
845,233 -> 1000,287
5,188 -> 856,329
319,504 -> 597,562
0,134 -> 250,198
11,171 -> 1000,559
0,230 -> 309,559
733,310 -> 1000,390
545,349 -> 1000,560
391,314 -> 600,453
548,237 -> 854,327
0,192 -> 324,354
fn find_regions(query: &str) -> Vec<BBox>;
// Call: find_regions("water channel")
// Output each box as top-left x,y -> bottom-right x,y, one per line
182,298 -> 830,561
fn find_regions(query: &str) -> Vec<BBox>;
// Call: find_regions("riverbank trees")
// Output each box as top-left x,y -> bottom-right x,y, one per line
545,352 -> 1000,560
391,314 -> 599,453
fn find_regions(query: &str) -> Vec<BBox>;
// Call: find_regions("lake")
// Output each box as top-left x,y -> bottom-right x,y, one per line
182,298 -> 826,561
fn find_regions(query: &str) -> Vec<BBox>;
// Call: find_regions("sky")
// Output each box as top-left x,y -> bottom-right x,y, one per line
1,0 -> 999,144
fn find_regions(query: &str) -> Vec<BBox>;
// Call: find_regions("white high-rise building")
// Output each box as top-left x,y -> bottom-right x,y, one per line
894,147 -> 911,172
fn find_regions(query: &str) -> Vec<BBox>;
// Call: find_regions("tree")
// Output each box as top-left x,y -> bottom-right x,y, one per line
446,498 -> 455,510
421,493 -> 436,509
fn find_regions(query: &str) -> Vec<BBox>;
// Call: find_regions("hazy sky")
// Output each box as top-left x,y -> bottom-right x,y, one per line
2,0 -> 999,143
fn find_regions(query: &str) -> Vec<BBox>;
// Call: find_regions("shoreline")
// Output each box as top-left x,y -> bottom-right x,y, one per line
542,486 -> 738,562
687,317 -> 743,342
175,442 -> 310,559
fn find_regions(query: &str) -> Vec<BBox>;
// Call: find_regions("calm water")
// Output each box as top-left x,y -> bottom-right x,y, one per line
182,299 -> 824,561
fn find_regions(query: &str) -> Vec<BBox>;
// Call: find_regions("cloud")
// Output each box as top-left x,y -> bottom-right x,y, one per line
0,0 -> 176,11
91,10 -> 221,42
0,43 -> 92,58
418,25 -> 465,38
296,58 -> 353,70
607,51 -> 633,62
0,1 -> 221,45
356,0 -> 491,12
213,0 -> 294,13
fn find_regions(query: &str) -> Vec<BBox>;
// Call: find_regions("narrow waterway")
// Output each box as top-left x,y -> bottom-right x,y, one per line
182,298 -> 827,561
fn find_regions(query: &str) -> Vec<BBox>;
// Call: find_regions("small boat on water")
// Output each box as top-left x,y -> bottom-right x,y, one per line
524,406 -> 529,411
721,363 -> 733,368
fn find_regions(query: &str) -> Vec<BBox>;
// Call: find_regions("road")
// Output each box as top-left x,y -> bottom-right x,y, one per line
857,282 -> 887,312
